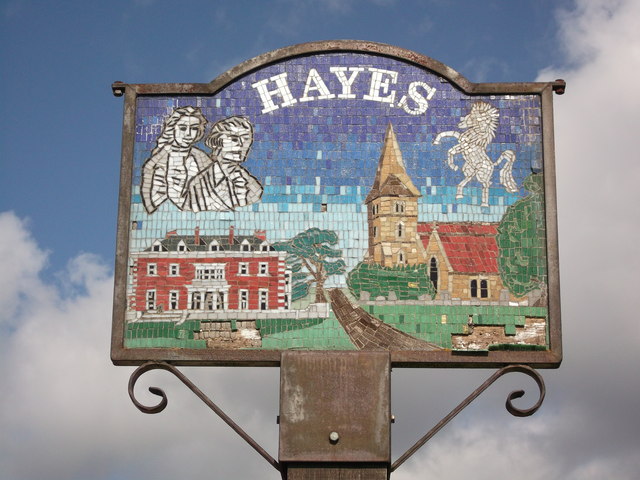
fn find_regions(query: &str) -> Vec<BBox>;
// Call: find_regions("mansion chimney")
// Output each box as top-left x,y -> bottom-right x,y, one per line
228,225 -> 235,246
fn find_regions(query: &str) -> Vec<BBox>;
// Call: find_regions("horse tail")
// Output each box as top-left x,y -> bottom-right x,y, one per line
495,150 -> 518,193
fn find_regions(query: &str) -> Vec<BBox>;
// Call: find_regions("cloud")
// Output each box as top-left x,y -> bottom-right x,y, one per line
385,0 -> 640,477
0,212 -> 49,330
0,211 -> 281,480
2,0 -> 640,478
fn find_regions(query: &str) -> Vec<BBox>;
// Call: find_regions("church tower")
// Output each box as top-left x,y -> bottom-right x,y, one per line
365,124 -> 426,267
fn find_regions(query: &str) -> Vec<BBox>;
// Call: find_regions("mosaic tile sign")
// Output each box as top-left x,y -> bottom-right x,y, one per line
111,41 -> 562,367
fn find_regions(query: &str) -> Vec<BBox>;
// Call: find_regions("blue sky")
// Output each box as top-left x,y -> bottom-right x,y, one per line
1,0 -> 566,276
2,1 -> 640,479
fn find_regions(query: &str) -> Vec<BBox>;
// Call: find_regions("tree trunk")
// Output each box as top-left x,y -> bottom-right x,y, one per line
314,281 -> 326,303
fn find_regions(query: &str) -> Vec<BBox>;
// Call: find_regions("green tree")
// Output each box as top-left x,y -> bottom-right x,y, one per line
273,228 -> 346,303
497,173 -> 547,297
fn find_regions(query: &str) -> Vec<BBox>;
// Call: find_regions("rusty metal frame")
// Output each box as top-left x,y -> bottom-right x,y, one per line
111,40 -> 564,368
128,361 -> 545,477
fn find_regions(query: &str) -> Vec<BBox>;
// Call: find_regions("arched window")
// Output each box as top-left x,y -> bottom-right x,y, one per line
470,279 -> 478,298
394,201 -> 405,213
480,280 -> 489,298
397,250 -> 405,264
397,222 -> 404,238
429,257 -> 438,290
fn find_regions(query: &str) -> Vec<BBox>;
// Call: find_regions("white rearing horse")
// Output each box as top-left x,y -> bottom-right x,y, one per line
433,101 -> 518,207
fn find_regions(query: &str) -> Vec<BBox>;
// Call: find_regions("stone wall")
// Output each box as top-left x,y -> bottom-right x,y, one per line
194,320 -> 262,349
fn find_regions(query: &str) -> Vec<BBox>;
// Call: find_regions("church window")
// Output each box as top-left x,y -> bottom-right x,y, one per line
429,257 -> 438,290
395,201 -> 405,213
480,279 -> 489,298
470,279 -> 478,298
397,222 -> 404,238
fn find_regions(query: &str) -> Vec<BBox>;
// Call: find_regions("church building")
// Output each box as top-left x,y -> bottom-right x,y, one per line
363,124 -> 524,304
364,124 -> 427,267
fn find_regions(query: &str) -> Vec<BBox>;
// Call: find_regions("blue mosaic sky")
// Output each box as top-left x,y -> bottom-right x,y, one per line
131,52 -> 543,278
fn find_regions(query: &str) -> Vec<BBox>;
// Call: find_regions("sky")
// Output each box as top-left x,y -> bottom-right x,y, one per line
1,0 -> 639,479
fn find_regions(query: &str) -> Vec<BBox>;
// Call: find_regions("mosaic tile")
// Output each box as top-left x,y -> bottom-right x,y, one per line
118,49 -> 555,356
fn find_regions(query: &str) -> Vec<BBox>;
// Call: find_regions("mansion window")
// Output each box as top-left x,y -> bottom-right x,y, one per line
259,262 -> 269,276
195,264 -> 225,280
209,241 -> 221,251
239,262 -> 249,275
239,290 -> 249,310
260,242 -> 270,252
191,292 -> 202,310
169,264 -> 179,276
189,291 -> 225,310
146,290 -> 156,310
204,291 -> 225,310
259,290 -> 269,310
152,242 -> 164,252
169,291 -> 179,310
241,240 -> 251,252
177,241 -> 187,252
147,263 -> 157,276
470,279 -> 489,298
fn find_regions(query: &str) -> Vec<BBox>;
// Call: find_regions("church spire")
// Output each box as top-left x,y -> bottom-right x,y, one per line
365,123 -> 420,204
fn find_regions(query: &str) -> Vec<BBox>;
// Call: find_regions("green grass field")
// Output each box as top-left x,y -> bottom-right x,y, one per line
123,289 -> 548,350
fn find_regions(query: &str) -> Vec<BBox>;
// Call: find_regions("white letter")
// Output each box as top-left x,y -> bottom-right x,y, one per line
363,68 -> 398,104
330,66 -> 364,99
251,73 -> 298,114
299,68 -> 336,102
398,81 -> 436,115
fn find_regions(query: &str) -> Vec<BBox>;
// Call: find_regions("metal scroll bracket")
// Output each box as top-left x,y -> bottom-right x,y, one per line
128,361 -> 545,478
128,362 -> 281,473
391,364 -> 546,473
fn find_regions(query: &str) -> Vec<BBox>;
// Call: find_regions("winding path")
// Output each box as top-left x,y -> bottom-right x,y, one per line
328,289 -> 442,351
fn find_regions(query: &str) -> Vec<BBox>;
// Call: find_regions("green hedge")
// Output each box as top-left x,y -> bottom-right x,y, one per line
347,262 -> 436,300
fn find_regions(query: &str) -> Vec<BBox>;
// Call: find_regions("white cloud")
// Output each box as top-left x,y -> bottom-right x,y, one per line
0,212 -> 49,328
2,0 -> 640,478
392,1 -> 640,478
0,211 -> 281,480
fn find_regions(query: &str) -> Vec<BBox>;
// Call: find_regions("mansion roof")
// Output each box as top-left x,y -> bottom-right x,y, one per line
144,232 -> 273,253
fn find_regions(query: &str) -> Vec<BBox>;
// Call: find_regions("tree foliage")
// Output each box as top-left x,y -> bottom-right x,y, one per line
497,173 -> 547,297
272,228 -> 346,302
347,262 -> 436,301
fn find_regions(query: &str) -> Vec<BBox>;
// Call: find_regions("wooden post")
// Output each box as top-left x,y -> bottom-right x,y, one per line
279,351 -> 391,479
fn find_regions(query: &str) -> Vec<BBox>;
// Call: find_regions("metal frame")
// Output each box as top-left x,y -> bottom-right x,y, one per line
128,361 -> 545,477
112,40 -> 564,368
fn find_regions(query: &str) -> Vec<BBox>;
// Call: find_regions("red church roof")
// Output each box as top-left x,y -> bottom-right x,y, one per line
418,223 -> 500,274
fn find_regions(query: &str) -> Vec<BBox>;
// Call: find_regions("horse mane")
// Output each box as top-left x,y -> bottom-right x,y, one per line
462,102 -> 499,148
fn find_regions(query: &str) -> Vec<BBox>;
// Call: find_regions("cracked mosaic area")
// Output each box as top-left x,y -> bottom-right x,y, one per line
125,52 -> 549,352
